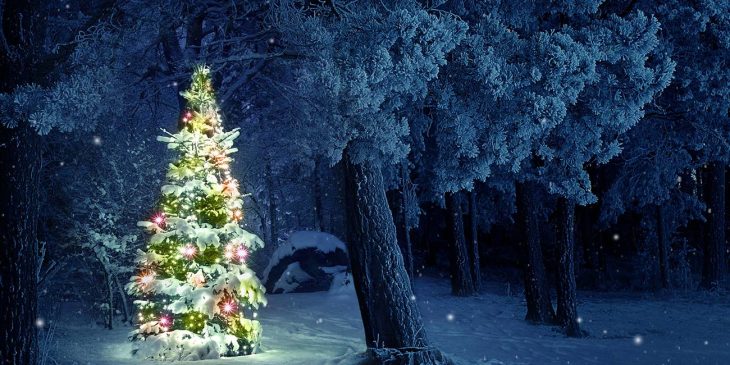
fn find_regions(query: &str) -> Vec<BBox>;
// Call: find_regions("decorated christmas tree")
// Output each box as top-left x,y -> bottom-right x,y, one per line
126,66 -> 266,360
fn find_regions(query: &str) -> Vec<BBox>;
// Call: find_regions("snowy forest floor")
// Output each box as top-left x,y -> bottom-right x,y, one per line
49,276 -> 730,365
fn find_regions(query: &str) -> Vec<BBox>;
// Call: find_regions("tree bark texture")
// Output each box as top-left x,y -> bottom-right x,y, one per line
1,2 -> 44,360
516,182 -> 555,324
343,152 -> 451,365
445,192 -> 476,296
554,198 -> 582,337
0,123 -> 41,364
387,188 -> 414,283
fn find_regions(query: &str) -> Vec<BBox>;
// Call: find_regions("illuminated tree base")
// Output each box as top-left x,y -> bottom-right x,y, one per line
133,326 -> 261,361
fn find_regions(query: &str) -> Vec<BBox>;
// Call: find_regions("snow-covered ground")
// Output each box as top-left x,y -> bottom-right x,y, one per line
50,277 -> 730,365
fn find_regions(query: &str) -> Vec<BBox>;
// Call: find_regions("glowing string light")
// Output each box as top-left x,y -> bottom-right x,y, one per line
222,178 -> 240,196
224,245 -> 235,260
231,208 -> 243,222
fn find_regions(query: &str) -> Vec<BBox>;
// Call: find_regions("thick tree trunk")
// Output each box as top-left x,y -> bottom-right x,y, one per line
515,182 -> 555,324
656,205 -> 671,290
445,192 -> 476,296
467,190 -> 482,292
402,224 -> 414,282
343,153 -> 451,365
395,199 -> 415,282
702,162 -> 726,289
400,165 -> 415,282
554,198 -> 582,337
387,188 -> 414,282
0,123 -> 41,364
312,158 -> 324,232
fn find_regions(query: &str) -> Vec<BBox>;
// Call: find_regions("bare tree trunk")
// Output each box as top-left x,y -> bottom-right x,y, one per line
467,190 -> 482,292
0,123 -> 41,364
656,205 -> 671,290
445,192 -> 476,296
343,152 -> 452,365
104,268 -> 114,329
555,198 -> 582,337
702,162 -> 726,289
114,274 -> 131,324
516,182 -> 555,324
578,205 -> 602,289
266,163 -> 278,246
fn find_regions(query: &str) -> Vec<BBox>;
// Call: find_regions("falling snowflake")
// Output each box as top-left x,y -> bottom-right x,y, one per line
633,335 -> 643,345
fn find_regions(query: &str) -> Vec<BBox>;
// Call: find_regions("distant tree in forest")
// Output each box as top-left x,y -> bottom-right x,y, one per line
600,0 -> 730,291
415,1 -> 673,336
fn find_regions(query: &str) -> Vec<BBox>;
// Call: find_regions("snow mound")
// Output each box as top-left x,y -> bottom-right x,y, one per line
263,231 -> 349,294
133,330 -> 220,361
272,262 -> 314,293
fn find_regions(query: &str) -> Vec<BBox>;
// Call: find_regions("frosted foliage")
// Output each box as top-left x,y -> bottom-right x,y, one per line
600,0 -> 729,225
419,5 -> 673,202
274,0 -> 467,165
0,67 -> 117,134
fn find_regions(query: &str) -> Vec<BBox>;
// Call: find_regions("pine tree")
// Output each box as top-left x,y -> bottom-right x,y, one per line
126,66 -> 266,360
